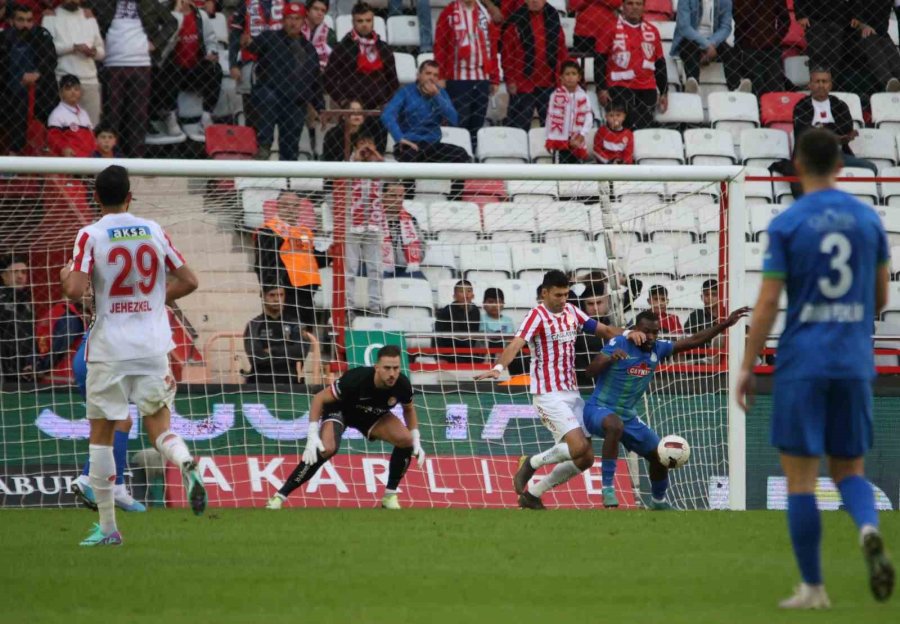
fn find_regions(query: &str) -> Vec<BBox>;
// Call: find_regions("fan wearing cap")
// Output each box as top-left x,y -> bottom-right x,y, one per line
246,1 -> 325,161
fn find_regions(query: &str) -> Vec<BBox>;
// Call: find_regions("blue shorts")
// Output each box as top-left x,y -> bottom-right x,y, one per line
583,403 -> 660,458
771,378 -> 873,458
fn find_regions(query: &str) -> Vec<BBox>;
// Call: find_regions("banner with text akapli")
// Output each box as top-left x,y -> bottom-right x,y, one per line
165,455 -> 638,509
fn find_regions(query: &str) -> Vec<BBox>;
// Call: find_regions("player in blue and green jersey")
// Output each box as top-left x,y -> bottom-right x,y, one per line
584,307 -> 748,509
738,128 -> 894,609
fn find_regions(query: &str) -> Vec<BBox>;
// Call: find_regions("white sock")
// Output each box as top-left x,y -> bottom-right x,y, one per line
155,431 -> 193,469
89,444 -> 117,534
530,461 -> 582,497
860,523 -> 879,544
274,493 -> 286,501
529,442 -> 572,469
384,489 -> 397,496
76,473 -> 90,487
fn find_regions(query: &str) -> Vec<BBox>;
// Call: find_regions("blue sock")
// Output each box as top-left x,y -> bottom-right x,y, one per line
81,458 -> 90,477
113,430 -> 129,486
601,459 -> 616,488
788,493 -> 822,585
837,475 -> 878,530
651,478 -> 669,500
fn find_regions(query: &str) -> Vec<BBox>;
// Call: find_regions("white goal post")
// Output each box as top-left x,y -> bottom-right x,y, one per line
0,157 -> 748,510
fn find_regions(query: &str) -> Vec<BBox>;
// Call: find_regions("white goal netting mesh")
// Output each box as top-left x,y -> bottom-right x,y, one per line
0,167 -> 738,510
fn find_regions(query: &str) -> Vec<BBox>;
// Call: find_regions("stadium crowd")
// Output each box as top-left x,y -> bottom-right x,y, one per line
3,0 -> 900,386
0,0 -> 898,161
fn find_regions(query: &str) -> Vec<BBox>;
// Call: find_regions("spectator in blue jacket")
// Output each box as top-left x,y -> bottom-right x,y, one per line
247,2 -> 324,161
381,60 -> 471,166
671,0 -> 746,94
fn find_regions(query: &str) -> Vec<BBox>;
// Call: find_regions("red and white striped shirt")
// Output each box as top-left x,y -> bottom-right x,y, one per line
71,213 -> 185,363
516,303 -> 589,394
434,0 -> 500,84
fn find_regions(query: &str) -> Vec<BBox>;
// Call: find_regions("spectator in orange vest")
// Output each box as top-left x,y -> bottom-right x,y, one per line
254,190 -> 326,329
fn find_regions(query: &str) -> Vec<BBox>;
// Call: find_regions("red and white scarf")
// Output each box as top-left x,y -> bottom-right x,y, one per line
302,20 -> 332,68
351,29 -> 383,74
449,0 -> 493,80
350,178 -> 423,268
544,86 -> 593,160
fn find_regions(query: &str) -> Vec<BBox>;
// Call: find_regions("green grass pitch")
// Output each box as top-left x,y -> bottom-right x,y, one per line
2,509 -> 897,624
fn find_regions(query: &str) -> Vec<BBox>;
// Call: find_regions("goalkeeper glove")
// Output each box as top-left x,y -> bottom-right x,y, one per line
411,429 -> 426,465
303,421 -> 325,464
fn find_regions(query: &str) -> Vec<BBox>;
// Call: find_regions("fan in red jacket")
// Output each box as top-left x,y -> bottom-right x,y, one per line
46,74 -> 96,157
593,100 -> 634,164
501,0 -> 568,132
595,0 -> 667,130
569,0 -> 621,55
434,0 -> 500,148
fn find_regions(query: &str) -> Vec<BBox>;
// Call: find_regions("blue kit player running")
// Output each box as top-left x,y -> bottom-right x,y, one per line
738,128 -> 895,609
584,307 -> 748,509
70,331 -> 146,513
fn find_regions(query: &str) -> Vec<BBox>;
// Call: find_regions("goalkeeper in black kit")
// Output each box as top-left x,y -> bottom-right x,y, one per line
267,345 -> 426,510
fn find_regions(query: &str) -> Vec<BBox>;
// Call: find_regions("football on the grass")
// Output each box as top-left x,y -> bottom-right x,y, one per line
657,435 -> 690,469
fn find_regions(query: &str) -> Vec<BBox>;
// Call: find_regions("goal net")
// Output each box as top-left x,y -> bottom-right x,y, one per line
0,158 -> 747,510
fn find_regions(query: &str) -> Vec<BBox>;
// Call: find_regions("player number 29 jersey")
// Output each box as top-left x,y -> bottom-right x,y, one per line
763,188 -> 890,380
516,303 -> 589,394
71,212 -> 185,362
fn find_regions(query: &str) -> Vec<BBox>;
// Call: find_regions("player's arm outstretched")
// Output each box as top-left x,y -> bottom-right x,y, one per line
475,336 -> 528,380
303,386 -> 339,463
672,307 -> 750,355
402,401 -> 426,464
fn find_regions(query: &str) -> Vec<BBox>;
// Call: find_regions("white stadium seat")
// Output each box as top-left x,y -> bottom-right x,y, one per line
482,202 -> 536,238
394,52 -> 417,84
535,202 -> 591,235
676,244 -> 717,278
566,242 -> 610,275
506,180 -> 558,200
875,208 -> 900,247
633,129 -> 685,165
708,92 -> 760,146
683,128 -> 736,165
836,167 -> 879,204
784,55 -> 810,87
645,205 -> 697,247
743,167 -> 775,203
441,127 -> 474,159
882,167 -> 900,206
382,278 -> 434,311
427,201 -> 482,242
477,127 -> 529,163
528,127 -> 553,164
744,241 -> 765,271
871,92 -> 900,128
831,92 -> 865,128
458,242 -> 513,282
510,244 -> 565,281
488,279 -> 537,310
748,203 -> 783,242
849,129 -> 898,173
351,316 -> 405,332
654,92 -> 705,126
626,243 -> 677,279
419,244 -> 458,284
238,178 -> 287,229
740,128 -> 790,168
387,15 -> 420,47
